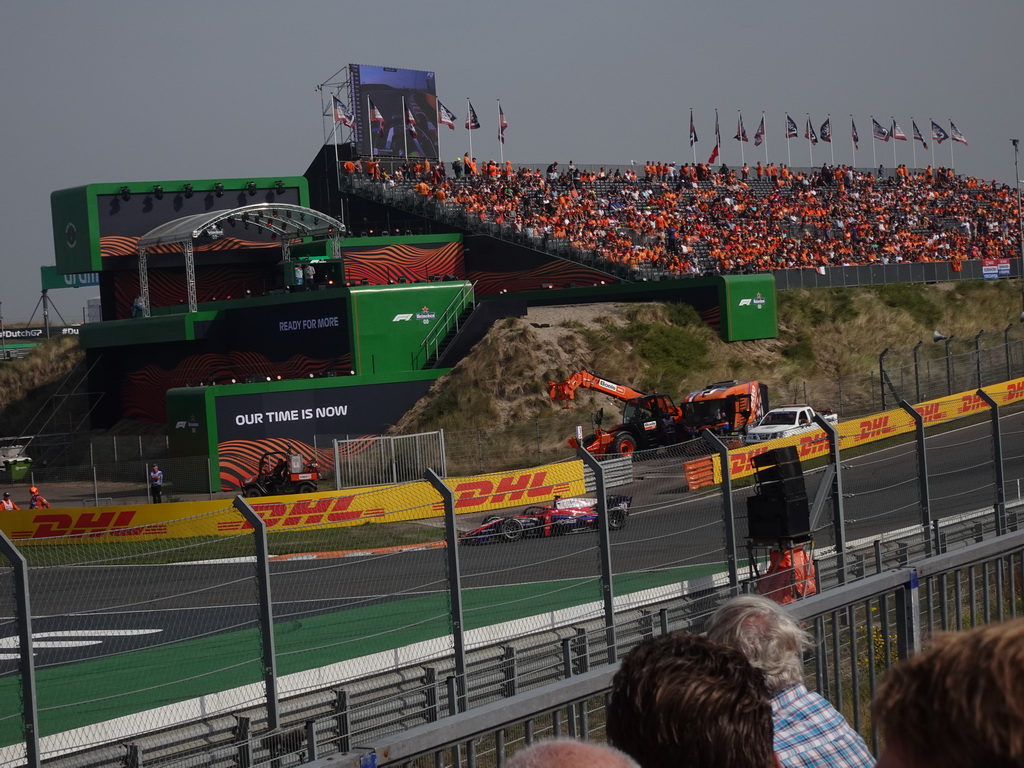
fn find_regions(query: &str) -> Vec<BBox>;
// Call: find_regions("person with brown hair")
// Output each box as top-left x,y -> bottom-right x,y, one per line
505,739 -> 639,768
706,594 -> 873,767
872,618 -> 1024,768
607,631 -> 776,768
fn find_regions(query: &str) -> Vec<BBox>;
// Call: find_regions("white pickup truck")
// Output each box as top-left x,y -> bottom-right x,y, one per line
743,405 -> 838,445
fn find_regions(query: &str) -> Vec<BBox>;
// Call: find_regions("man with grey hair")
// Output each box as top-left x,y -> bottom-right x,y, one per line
505,739 -> 639,768
706,594 -> 874,767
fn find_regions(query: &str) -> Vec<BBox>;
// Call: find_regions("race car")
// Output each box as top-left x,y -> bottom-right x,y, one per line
459,495 -> 632,544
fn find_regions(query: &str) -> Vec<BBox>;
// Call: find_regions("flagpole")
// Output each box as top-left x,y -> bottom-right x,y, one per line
807,114 -> 813,166
466,98 -> 473,166
786,115 -> 792,167
828,114 -> 834,166
948,120 -> 955,171
910,117 -> 917,172
497,99 -> 504,165
851,115 -> 857,169
691,108 -> 697,164
402,96 -> 409,163
436,102 -> 443,163
367,95 -> 375,161
330,107 -> 341,192
930,118 -> 936,168
762,111 -> 768,165
738,111 -> 745,165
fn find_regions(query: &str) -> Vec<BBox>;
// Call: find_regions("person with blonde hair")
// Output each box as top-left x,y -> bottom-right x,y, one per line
872,618 -> 1024,768
706,594 -> 873,767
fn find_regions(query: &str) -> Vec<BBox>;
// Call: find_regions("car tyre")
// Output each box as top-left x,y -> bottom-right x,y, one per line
608,506 -> 628,530
613,433 -> 637,457
296,482 -> 317,494
501,517 -> 525,542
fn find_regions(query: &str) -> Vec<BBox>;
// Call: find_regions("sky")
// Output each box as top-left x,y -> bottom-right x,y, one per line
2,0 -> 1022,324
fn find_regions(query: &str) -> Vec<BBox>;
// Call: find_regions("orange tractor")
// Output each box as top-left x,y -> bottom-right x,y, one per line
548,371 -> 767,457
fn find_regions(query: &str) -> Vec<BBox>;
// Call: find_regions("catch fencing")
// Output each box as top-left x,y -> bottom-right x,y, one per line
2,385 -> 1024,766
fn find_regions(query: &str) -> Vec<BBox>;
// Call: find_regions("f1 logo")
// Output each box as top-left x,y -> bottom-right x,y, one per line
392,314 -> 414,322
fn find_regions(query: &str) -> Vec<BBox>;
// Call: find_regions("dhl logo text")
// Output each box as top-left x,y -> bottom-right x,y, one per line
12,510 -> 160,539
730,447 -> 772,477
797,433 -> 829,458
958,394 -> 986,415
1007,381 -> 1024,402
915,402 -> 947,424
453,472 -> 570,508
217,495 -> 389,531
858,415 -> 893,440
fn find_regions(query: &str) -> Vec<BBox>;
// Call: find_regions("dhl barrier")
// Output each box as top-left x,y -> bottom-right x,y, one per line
1,460 -> 586,542
712,377 -> 1024,484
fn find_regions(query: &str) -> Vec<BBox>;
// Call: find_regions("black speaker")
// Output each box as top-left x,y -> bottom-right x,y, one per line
747,493 -> 811,541
751,446 -> 807,500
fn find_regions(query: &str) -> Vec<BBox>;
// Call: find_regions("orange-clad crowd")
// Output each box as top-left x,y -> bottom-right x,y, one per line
345,158 -> 1020,277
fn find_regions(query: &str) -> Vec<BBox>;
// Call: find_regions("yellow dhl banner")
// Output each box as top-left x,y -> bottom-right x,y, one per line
4,460 -> 586,542
712,378 -> 1024,483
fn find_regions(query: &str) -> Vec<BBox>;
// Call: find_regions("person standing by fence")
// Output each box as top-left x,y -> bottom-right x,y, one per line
149,465 -> 164,503
28,486 -> 50,509
1,491 -> 17,510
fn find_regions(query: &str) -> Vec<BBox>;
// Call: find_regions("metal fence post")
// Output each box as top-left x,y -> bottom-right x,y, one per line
976,389 -> 1006,536
94,466 -> 100,506
333,439 -> 341,491
232,495 -> 280,730
702,430 -> 739,591
575,449 -> 617,664
815,415 -> 847,584
898,400 -> 932,556
425,468 -> 467,712
0,530 -> 40,768
894,570 -> 922,659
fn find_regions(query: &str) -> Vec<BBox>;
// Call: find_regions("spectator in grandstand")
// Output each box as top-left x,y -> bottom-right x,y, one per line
872,618 -> 1024,768
28,486 -> 51,509
706,594 -> 874,768
607,631 -> 776,768
506,739 -> 639,768
1,491 -> 18,511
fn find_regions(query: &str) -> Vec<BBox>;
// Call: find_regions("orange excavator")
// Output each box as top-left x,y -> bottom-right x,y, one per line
548,371 -> 767,457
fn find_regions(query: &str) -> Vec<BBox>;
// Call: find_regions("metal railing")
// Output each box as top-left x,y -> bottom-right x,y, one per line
3,383 -> 1024,766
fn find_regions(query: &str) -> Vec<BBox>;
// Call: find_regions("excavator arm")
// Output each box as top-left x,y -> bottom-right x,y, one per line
548,370 -> 648,407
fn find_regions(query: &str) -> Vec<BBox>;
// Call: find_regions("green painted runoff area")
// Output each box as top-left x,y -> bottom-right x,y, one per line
0,562 -> 727,744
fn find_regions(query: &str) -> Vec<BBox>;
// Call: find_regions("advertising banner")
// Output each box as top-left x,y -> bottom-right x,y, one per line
2,461 -> 586,542
712,378 -> 1024,483
982,258 -> 1011,279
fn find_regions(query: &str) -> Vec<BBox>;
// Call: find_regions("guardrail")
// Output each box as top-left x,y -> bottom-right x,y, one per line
3,385 -> 1024,767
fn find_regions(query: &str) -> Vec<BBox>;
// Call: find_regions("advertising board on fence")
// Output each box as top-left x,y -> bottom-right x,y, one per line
2,460 -> 586,542
712,378 -> 1024,484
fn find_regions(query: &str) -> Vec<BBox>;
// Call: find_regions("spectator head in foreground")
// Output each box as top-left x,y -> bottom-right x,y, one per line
872,618 -> 1024,768
706,594 -> 875,768
505,739 -> 639,768
705,593 -> 809,692
607,632 -> 776,768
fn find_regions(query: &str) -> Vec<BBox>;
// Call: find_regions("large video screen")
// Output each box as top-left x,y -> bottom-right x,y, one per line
349,64 -> 438,159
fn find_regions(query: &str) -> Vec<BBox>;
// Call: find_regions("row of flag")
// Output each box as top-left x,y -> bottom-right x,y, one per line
332,96 -> 509,144
694,110 -> 968,163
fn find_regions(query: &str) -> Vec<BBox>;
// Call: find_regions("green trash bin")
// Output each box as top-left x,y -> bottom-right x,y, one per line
3,457 -> 32,482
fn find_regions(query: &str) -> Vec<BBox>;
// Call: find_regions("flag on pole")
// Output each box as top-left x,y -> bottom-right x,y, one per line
368,99 -> 386,134
950,121 -> 968,146
891,120 -> 907,141
851,118 -> 860,150
912,120 -> 929,150
931,120 -> 950,144
437,100 -> 457,130
498,104 -> 508,144
689,109 -> 698,146
465,101 -> 480,130
805,117 -> 818,145
754,116 -> 765,147
820,118 -> 832,143
734,114 -> 748,142
785,114 -> 799,138
405,106 -> 419,138
332,96 -> 354,127
872,118 -> 890,142
709,110 -> 720,163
